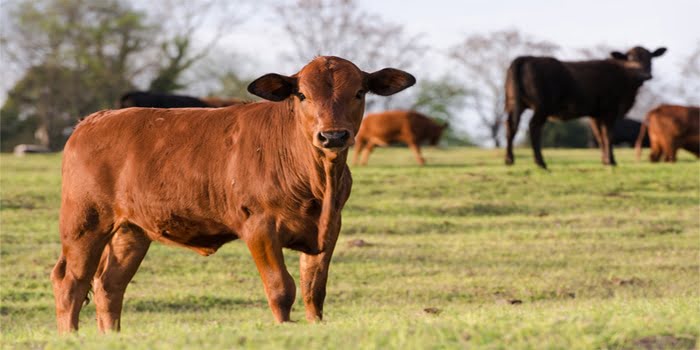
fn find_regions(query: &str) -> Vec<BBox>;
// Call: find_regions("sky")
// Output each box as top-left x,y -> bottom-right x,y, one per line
218,0 -> 698,80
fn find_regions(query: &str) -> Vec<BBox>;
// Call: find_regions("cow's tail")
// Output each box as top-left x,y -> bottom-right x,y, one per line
505,57 -> 527,133
635,115 -> 650,161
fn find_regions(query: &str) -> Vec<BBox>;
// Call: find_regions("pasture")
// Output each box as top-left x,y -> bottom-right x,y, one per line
1,148 -> 698,349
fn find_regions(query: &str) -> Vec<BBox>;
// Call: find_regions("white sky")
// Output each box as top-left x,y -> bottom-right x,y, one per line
218,0 -> 699,80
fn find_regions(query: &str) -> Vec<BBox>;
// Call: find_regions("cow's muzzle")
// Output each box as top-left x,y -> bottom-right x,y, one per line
317,130 -> 351,149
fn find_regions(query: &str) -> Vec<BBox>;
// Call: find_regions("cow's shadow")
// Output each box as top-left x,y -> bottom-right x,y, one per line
126,295 -> 263,313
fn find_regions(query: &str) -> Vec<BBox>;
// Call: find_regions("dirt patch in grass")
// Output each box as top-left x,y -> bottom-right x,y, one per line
626,335 -> 696,350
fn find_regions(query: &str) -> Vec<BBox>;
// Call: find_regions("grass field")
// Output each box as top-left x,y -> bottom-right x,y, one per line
1,147 -> 699,349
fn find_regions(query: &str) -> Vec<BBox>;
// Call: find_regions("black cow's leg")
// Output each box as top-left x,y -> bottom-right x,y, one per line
599,119 -> 617,166
529,112 -> 547,169
595,119 -> 609,165
589,118 -> 602,147
299,217 -> 340,322
505,107 -> 523,165
245,217 -> 296,323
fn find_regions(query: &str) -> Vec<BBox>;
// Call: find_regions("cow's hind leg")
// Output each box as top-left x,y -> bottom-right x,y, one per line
602,119 -> 617,166
352,138 -> 365,165
360,142 -> 376,165
649,143 -> 662,162
529,112 -> 547,169
505,106 -> 523,165
51,206 -> 113,333
245,217 -> 296,323
408,142 -> 425,166
93,223 -> 151,333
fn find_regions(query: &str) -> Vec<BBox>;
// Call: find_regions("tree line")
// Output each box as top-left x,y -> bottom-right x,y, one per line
1,0 -> 698,151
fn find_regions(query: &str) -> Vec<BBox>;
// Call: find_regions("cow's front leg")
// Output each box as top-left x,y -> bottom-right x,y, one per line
245,218 -> 296,323
299,220 -> 340,322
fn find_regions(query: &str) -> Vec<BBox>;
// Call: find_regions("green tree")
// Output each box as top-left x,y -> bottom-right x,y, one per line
449,30 -> 559,147
410,78 -> 472,146
2,0 -> 154,150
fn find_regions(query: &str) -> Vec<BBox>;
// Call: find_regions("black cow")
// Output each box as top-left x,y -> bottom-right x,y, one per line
505,46 -> 666,168
591,118 -> 650,147
119,91 -> 210,108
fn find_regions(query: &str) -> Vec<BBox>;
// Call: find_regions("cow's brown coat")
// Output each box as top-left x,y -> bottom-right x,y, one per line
51,56 -> 415,333
635,104 -> 700,162
353,110 -> 447,165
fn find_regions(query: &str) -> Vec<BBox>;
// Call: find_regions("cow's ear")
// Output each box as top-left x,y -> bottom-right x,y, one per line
652,47 -> 667,57
366,68 -> 416,96
610,51 -> 628,60
247,74 -> 297,101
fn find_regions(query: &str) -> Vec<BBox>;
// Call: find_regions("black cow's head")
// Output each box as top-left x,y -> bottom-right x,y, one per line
611,46 -> 666,81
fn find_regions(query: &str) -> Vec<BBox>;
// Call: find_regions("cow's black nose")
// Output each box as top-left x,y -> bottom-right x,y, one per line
318,130 -> 350,148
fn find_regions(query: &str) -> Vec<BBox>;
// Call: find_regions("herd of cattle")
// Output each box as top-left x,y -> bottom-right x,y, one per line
51,48 -> 698,333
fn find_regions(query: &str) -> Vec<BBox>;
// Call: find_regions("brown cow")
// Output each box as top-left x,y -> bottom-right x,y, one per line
505,46 -> 666,169
635,104 -> 700,162
51,56 -> 415,333
353,110 -> 448,165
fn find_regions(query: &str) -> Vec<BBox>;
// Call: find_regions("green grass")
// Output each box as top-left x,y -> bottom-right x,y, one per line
1,148 -> 699,349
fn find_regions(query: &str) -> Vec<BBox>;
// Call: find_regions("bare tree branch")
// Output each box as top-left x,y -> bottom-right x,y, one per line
449,29 -> 559,147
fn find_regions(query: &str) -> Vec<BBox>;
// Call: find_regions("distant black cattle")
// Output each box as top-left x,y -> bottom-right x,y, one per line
119,91 -> 210,108
591,118 -> 650,147
505,46 -> 666,168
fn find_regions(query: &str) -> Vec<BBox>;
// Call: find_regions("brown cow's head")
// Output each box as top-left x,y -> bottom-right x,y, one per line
430,122 -> 449,146
248,56 -> 415,153
611,46 -> 666,81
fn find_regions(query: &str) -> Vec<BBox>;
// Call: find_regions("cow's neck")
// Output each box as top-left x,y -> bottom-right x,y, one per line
286,102 -> 349,251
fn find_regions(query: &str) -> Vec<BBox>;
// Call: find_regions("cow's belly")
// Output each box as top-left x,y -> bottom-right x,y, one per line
129,211 -> 239,256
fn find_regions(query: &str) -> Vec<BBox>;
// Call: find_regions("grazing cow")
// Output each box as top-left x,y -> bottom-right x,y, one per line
353,110 -> 448,165
591,118 -> 650,147
505,46 -> 666,168
52,56 -> 415,333
119,91 -> 210,108
635,104 -> 700,162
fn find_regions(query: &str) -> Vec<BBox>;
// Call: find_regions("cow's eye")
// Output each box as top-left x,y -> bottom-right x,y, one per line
297,92 -> 306,101
355,90 -> 365,99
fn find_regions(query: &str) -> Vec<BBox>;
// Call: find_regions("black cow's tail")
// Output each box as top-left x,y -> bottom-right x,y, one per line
635,117 -> 649,161
505,57 -> 527,140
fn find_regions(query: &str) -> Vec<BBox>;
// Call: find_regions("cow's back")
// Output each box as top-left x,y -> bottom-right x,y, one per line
357,111 -> 411,144
649,105 -> 700,138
